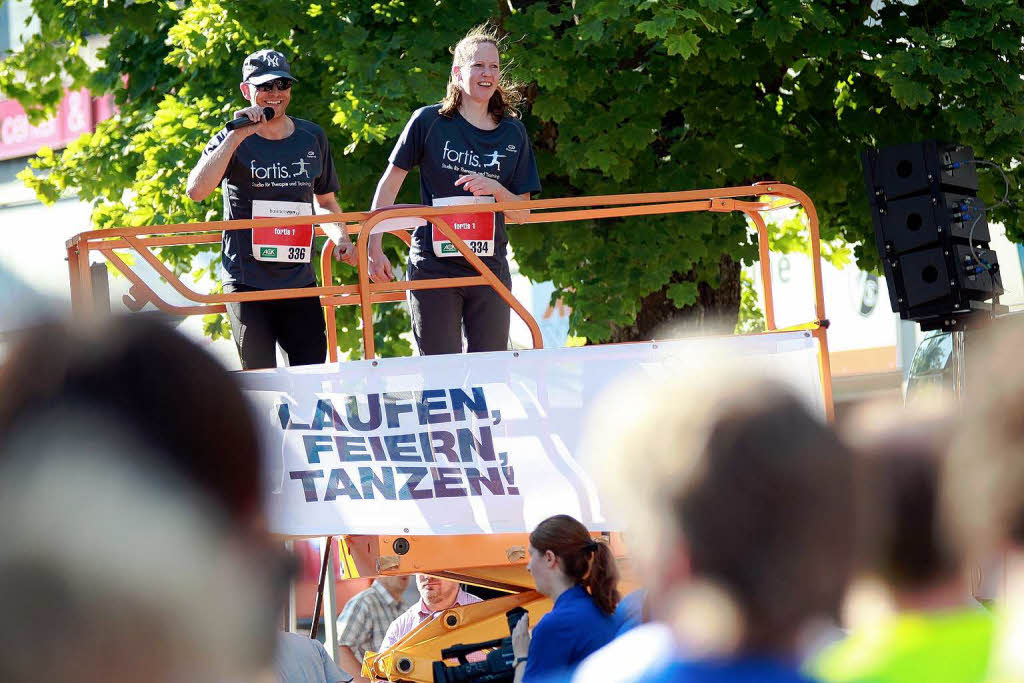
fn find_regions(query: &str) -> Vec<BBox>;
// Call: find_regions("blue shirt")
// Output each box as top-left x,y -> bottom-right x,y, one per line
614,589 -> 647,635
524,584 -> 619,681
645,656 -> 819,683
274,632 -> 347,683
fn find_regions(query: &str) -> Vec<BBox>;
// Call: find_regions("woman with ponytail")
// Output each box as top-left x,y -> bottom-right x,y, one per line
366,23 -> 541,356
511,514 -> 621,681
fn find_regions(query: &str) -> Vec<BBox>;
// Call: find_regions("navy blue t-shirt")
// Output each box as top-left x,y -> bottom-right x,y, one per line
644,657 -> 819,683
388,105 -> 541,277
202,117 -> 341,289
523,585 -> 619,681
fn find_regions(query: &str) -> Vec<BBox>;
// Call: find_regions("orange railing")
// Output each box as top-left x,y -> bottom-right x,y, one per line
66,183 -> 833,417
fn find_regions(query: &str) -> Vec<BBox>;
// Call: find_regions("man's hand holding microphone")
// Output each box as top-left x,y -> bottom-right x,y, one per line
225,106 -> 275,137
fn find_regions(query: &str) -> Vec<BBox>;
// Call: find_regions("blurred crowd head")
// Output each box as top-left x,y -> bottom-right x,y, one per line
945,319 -> 1024,560
8,311 -> 1024,681
841,402 -> 962,596
588,363 -> 855,655
0,316 -> 279,683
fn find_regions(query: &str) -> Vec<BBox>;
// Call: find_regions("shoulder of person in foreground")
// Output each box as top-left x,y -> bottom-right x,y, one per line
642,657 -> 821,683
276,632 -> 347,683
613,589 -> 647,634
311,637 -> 347,683
809,607 -> 995,683
572,622 -> 676,683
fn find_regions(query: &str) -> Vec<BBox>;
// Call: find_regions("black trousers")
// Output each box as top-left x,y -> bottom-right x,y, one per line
224,282 -> 327,369
408,266 -> 512,356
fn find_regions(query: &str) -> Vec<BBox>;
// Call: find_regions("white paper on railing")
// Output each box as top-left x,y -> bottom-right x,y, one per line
367,202 -> 504,235
239,332 -> 825,537
367,204 -> 429,234
370,216 -> 426,234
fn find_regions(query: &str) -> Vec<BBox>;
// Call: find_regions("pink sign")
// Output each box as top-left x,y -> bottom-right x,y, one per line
93,93 -> 116,123
0,88 -> 95,161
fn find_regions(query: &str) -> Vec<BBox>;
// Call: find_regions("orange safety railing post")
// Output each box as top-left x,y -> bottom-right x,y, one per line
744,210 -> 777,332
72,238 -> 93,319
66,241 -> 82,316
319,239 -> 340,363
355,212 -> 380,360
754,183 -> 835,421
803,199 -> 836,422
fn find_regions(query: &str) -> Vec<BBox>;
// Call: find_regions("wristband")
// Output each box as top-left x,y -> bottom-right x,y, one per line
515,657 -> 528,667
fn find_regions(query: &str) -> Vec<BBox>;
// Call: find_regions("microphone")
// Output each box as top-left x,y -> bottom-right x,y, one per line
226,107 -> 275,131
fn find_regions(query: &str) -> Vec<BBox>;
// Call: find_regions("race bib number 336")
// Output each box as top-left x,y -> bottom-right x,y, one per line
431,195 -> 496,258
251,200 -> 313,263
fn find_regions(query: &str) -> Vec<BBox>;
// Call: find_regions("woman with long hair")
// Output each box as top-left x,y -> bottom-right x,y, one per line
511,514 -> 621,681
366,23 -> 541,355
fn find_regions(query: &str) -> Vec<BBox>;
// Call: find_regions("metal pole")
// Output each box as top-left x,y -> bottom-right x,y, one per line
323,542 -> 340,661
309,536 -> 333,641
951,329 -> 967,405
897,318 -> 918,385
285,540 -> 297,633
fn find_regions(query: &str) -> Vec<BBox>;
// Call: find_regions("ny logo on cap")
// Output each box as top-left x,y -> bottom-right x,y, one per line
243,49 -> 293,83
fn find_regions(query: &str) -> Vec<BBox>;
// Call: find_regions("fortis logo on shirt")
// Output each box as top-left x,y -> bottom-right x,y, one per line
442,140 -> 507,172
249,158 -> 312,180
442,140 -> 481,168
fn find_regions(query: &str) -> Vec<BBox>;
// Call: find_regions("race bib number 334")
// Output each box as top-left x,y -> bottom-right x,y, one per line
251,200 -> 313,263
431,195 -> 496,258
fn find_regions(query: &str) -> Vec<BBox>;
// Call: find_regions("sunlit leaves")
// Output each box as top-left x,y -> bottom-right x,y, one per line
6,0 -> 1024,346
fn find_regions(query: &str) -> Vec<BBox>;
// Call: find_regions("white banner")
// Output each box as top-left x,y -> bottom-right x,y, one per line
240,332 -> 825,537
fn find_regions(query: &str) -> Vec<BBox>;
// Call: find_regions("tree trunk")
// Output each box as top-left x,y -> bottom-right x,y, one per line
607,255 -> 742,343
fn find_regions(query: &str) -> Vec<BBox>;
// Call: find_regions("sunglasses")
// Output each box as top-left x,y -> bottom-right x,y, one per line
253,78 -> 293,92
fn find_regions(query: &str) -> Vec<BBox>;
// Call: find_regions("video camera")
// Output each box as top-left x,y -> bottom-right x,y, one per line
431,606 -> 528,683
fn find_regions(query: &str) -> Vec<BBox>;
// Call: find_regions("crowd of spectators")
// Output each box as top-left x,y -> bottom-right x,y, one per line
4,313 -> 1024,683
562,325 -> 1024,683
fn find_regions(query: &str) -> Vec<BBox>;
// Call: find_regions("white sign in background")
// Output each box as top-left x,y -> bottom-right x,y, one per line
240,332 -> 825,538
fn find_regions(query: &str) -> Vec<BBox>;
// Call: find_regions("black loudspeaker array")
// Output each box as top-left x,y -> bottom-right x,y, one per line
862,141 -> 1003,327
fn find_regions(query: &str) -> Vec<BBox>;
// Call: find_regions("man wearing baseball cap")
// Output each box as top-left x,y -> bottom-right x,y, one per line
187,49 -> 355,369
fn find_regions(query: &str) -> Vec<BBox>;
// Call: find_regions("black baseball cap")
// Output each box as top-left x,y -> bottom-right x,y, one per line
241,49 -> 296,85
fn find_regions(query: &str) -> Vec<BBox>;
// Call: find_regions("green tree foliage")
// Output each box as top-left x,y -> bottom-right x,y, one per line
5,0 -> 1023,349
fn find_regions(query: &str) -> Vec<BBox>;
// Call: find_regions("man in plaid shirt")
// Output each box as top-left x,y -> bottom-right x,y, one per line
335,576 -> 411,682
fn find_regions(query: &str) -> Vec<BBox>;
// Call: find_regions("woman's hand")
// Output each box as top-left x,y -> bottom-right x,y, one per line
511,613 -> 531,659
454,175 -> 531,223
454,173 -> 506,198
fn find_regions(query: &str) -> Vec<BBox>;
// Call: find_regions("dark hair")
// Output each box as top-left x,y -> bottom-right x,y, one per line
438,23 -> 522,122
0,316 -> 264,527
675,389 -> 854,652
529,514 -> 619,615
846,411 -> 959,590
